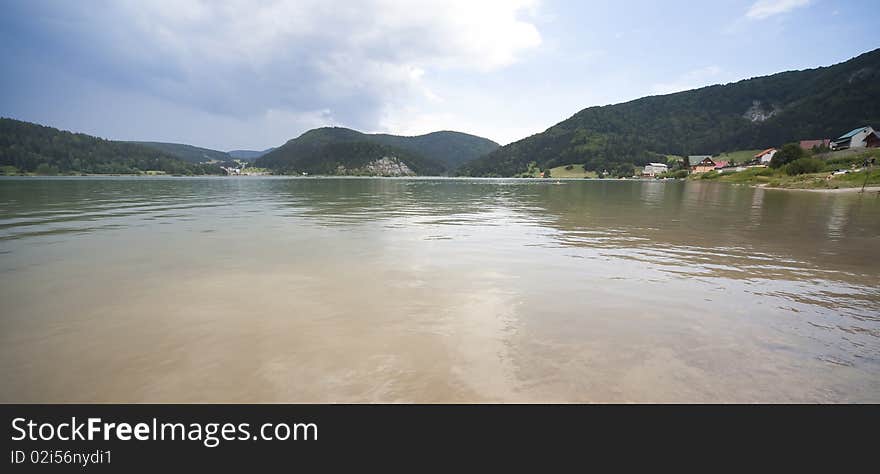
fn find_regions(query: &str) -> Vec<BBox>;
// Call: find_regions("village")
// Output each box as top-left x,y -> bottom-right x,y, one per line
640,125 -> 880,179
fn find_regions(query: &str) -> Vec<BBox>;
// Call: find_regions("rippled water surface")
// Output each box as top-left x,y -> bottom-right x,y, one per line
1,176 -> 878,402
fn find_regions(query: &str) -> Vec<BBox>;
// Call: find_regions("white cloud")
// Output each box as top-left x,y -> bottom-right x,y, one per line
30,0 -> 541,135
650,66 -> 722,95
746,0 -> 811,20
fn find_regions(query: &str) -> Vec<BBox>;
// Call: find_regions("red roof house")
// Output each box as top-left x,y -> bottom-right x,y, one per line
799,139 -> 831,150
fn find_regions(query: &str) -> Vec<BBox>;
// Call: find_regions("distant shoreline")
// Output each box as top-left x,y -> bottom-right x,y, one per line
3,174 -> 880,194
757,184 -> 880,194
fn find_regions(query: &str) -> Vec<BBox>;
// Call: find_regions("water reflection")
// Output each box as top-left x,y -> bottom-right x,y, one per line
0,177 -> 878,402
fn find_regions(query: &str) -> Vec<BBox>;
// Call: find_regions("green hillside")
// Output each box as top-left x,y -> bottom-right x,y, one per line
547,164 -> 598,178
459,48 -> 880,177
256,129 -> 446,176
129,141 -> 231,163
368,130 -> 499,169
256,127 -> 497,174
0,118 -> 221,175
228,148 -> 275,160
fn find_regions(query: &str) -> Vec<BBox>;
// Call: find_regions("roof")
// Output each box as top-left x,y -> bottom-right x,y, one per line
799,139 -> 829,149
647,162 -> 667,167
754,148 -> 776,158
688,155 -> 713,165
713,160 -> 729,169
836,126 -> 871,140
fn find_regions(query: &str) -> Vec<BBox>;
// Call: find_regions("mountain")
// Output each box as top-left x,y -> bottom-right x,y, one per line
131,142 -> 276,163
255,127 -> 498,175
459,48 -> 880,177
228,148 -> 275,160
0,118 -> 221,175
129,141 -> 231,163
256,128 -> 446,176
366,131 -> 499,169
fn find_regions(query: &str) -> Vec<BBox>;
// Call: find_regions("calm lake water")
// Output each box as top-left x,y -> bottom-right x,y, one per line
1,176 -> 879,402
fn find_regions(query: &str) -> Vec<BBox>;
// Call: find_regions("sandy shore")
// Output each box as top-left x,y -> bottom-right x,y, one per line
757,185 -> 880,194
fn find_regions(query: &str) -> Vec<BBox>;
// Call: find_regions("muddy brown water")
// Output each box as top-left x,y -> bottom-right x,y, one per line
1,177 -> 878,402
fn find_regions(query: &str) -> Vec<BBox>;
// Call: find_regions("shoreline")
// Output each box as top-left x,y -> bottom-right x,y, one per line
3,174 -> 879,193
755,184 -> 880,194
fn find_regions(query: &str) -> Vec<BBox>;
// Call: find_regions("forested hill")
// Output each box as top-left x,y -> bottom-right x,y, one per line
255,128 -> 446,175
367,130 -> 499,169
459,48 -> 880,177
228,148 -> 275,160
0,118 -> 221,175
256,127 -> 498,173
128,141 -> 231,163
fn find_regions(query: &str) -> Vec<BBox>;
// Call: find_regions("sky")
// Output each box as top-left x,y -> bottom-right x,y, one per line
1,0 -> 878,150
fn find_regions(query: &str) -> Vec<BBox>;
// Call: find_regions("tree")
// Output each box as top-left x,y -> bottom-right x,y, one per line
770,143 -> 804,168
784,157 -> 824,175
543,168 -> 551,178
34,163 -> 59,175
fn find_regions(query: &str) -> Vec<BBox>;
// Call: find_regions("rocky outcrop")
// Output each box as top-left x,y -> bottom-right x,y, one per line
335,156 -> 416,176
742,100 -> 778,123
362,157 -> 414,176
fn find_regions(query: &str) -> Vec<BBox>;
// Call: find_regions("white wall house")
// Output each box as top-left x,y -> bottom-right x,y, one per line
831,126 -> 875,150
754,148 -> 777,164
643,162 -> 668,176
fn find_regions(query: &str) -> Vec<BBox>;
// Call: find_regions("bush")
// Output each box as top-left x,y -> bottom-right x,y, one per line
611,163 -> 634,178
659,169 -> 688,179
699,170 -> 720,179
770,143 -> 805,168
34,163 -> 59,175
784,157 -> 824,176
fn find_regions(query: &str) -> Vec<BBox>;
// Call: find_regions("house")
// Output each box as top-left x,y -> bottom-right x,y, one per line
866,131 -> 880,148
754,148 -> 777,164
713,160 -> 729,169
831,126 -> 875,150
688,155 -> 716,173
799,139 -> 830,151
642,162 -> 668,176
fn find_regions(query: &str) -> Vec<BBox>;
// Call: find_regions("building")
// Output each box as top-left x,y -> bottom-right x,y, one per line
754,148 -> 777,164
799,139 -> 830,151
831,126 -> 875,150
713,160 -> 729,170
867,131 -> 880,148
688,155 -> 716,173
642,162 -> 668,176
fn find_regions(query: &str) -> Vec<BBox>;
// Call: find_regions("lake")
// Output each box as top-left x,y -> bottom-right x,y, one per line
1,176 -> 878,402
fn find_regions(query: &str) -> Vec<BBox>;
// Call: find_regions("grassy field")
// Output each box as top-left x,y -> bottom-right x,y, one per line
547,164 -> 598,178
715,149 -> 763,164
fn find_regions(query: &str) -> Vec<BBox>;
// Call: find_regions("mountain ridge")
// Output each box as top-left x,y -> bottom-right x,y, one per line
0,118 -> 221,175
459,48 -> 880,176
128,141 -> 231,163
228,148 -> 275,160
256,127 -> 499,175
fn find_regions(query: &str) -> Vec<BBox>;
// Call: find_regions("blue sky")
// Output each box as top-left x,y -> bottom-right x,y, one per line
1,0 -> 878,150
